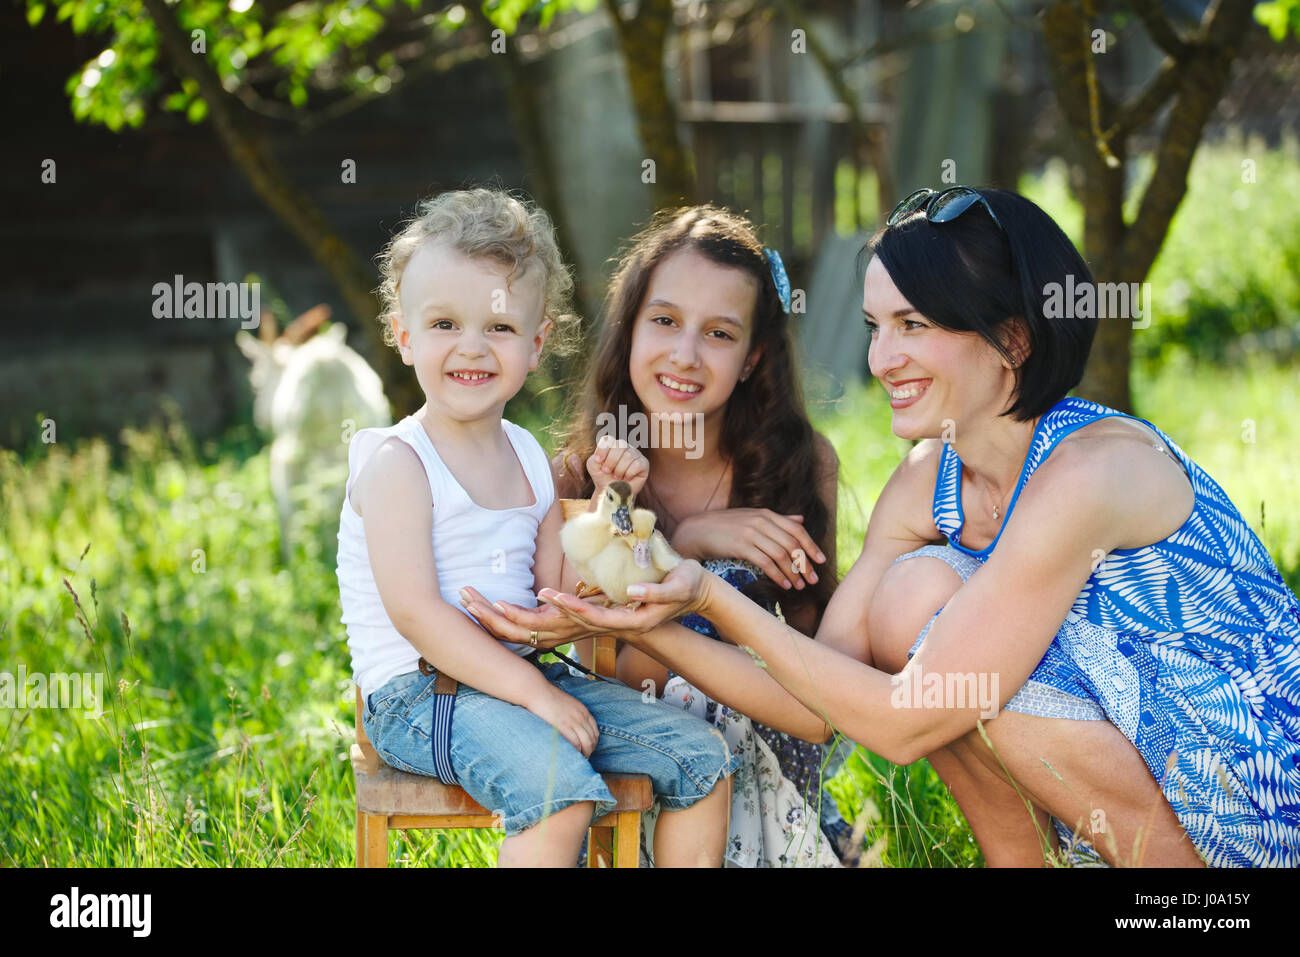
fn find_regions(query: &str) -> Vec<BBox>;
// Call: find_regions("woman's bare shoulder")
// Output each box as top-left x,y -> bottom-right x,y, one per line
1059,416 -> 1177,454
873,438 -> 945,544
1054,417 -> 1187,486
895,437 -> 945,488
1042,423 -> 1194,549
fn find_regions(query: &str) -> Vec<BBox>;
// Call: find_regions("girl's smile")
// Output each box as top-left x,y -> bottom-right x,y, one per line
655,372 -> 705,400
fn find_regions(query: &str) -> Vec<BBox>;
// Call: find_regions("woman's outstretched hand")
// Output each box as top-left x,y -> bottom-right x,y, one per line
458,587 -> 594,651
671,509 -> 826,590
534,560 -> 713,642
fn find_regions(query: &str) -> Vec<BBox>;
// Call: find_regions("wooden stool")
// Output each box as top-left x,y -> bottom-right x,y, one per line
351,498 -> 650,867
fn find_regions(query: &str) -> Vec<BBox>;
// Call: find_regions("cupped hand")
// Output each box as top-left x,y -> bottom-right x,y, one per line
672,508 -> 826,590
458,586 -> 595,650
535,559 -> 712,642
588,434 -> 649,497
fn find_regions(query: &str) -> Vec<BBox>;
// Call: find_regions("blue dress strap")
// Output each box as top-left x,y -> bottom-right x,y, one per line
933,396 -> 1139,557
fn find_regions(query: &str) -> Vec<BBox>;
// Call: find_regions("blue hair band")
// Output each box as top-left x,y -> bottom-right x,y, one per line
764,248 -> 792,314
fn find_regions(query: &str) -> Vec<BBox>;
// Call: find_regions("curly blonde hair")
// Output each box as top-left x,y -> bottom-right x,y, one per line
374,187 -> 580,355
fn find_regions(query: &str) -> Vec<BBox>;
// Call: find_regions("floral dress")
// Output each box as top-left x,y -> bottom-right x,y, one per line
640,558 -> 852,868
896,395 -> 1300,867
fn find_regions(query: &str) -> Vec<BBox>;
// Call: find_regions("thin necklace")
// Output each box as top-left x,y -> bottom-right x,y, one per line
991,484 -> 1011,522
986,416 -> 1041,522
650,459 -> 729,530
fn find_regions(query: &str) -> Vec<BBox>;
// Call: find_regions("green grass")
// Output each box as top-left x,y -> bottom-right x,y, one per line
1020,135 -> 1300,372
4,357 -> 1297,868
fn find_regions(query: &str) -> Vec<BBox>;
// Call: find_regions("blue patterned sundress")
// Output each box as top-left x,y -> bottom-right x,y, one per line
897,395 -> 1300,867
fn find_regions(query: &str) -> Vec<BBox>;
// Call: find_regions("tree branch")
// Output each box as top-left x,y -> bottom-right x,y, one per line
602,0 -> 696,208
1131,0 -> 1192,59
138,0 -> 419,412
1040,3 -> 1110,171
295,37 -> 491,132
774,0 -> 894,216
1105,53 -> 1184,141
1119,0 -> 1255,277
834,21 -> 968,69
229,10 -> 608,133
1079,0 -> 1121,168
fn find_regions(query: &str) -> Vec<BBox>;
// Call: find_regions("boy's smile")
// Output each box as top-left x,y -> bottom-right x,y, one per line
391,240 -> 550,425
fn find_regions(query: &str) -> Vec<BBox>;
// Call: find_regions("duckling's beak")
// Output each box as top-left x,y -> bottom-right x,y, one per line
612,504 -> 633,535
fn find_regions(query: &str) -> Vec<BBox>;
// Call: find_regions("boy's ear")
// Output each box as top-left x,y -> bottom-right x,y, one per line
528,316 -> 554,371
389,313 -> 414,364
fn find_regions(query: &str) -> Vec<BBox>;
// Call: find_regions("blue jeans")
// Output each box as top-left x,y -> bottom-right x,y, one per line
362,658 -> 740,836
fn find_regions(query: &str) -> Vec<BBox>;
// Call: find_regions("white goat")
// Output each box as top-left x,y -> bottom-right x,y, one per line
236,308 -> 391,561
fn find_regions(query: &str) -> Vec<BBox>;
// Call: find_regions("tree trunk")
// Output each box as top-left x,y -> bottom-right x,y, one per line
472,6 -> 598,357
1040,0 -> 1258,415
140,0 -> 421,416
779,0 -> 896,215
1042,2 -> 1133,411
603,0 -> 696,209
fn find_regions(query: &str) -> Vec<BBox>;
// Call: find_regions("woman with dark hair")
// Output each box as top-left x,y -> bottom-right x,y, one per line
468,186 -> 1300,867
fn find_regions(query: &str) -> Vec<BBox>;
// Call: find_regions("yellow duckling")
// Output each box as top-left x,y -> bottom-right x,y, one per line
560,480 -> 682,605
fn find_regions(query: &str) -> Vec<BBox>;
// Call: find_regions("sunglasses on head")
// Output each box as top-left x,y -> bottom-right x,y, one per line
885,186 -> 1004,232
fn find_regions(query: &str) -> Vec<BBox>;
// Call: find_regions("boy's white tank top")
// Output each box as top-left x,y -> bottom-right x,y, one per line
336,415 -> 555,699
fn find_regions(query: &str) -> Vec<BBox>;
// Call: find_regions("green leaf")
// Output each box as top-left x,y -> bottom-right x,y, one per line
27,3 -> 46,27
1255,0 -> 1300,41
289,84 -> 307,107
164,91 -> 189,111
186,98 -> 209,123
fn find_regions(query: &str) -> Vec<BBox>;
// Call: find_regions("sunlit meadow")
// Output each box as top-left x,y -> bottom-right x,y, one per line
3,352 -> 1296,868
4,139 -> 1299,867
